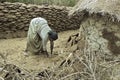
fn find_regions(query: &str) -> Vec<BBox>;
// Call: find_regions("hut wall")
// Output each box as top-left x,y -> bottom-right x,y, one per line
78,16 -> 120,56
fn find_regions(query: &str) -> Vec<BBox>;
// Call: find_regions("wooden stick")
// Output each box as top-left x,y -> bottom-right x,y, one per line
50,41 -> 54,55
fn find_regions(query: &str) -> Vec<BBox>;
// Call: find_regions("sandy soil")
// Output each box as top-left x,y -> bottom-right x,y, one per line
0,30 -> 78,73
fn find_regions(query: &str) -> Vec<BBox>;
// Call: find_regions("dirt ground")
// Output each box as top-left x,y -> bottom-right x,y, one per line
0,30 -> 78,73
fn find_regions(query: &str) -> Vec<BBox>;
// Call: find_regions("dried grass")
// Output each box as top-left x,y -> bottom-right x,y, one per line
0,42 -> 120,80
69,0 -> 120,21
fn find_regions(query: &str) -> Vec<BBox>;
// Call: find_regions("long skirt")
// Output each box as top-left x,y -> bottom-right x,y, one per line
26,29 -> 43,54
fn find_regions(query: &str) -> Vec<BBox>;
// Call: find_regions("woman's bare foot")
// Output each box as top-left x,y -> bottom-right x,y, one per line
23,50 -> 29,56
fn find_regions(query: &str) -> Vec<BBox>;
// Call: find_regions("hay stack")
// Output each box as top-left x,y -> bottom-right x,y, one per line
69,0 -> 120,20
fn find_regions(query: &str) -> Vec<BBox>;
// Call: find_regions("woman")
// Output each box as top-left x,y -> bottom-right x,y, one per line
24,17 -> 58,57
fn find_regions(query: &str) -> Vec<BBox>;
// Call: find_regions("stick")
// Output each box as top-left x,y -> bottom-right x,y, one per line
50,41 -> 54,55
59,53 -> 73,67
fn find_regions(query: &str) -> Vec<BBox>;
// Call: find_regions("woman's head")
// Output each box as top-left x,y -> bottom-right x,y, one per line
48,30 -> 58,41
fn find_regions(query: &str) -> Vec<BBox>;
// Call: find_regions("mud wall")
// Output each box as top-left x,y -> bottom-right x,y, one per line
0,2 -> 81,39
78,15 -> 120,55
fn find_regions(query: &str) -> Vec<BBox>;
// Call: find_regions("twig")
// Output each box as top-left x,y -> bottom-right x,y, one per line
75,54 -> 90,71
44,70 -> 51,80
0,77 -> 4,80
59,72 -> 91,80
59,53 -> 73,67
0,67 -> 9,73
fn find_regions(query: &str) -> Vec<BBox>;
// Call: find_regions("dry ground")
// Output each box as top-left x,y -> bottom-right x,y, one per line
0,30 -> 120,80
0,30 -> 78,73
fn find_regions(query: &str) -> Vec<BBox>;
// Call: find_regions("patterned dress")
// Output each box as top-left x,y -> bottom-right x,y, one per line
26,17 -> 51,54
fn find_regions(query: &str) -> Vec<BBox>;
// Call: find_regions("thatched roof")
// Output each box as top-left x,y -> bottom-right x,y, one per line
69,0 -> 120,21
